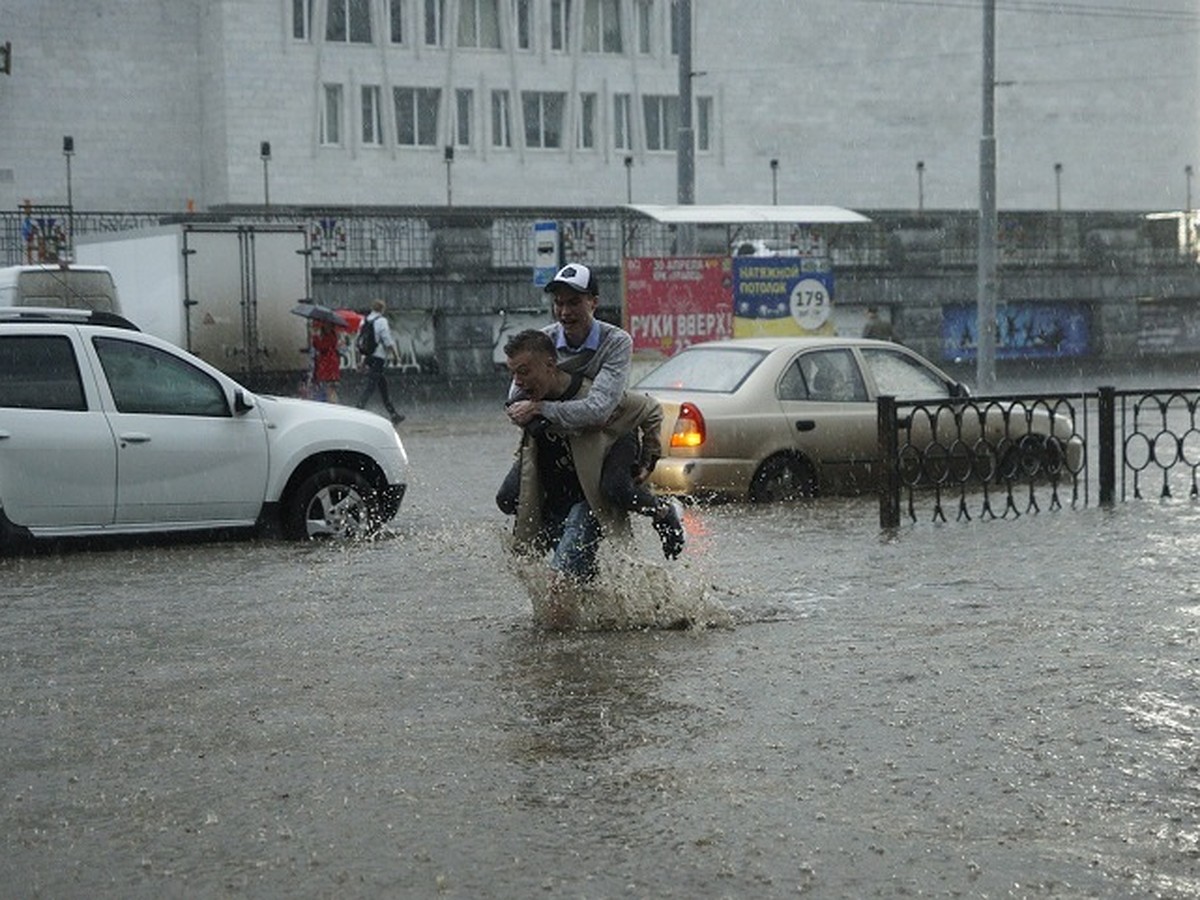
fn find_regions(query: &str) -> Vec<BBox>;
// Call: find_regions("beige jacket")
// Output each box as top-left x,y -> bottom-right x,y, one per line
512,381 -> 663,552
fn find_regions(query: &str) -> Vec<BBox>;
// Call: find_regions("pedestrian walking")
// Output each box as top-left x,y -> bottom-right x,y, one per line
355,298 -> 405,425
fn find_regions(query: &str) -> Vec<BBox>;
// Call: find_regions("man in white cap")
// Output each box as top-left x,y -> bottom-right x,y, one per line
506,262 -> 630,431
503,262 -> 684,559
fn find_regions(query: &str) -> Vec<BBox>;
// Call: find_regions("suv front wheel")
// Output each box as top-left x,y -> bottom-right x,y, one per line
283,466 -> 378,540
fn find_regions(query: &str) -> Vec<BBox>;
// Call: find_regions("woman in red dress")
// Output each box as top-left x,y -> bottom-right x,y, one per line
310,321 -> 342,403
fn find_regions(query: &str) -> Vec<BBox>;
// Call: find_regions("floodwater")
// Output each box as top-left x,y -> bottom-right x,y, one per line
3,397 -> 1200,898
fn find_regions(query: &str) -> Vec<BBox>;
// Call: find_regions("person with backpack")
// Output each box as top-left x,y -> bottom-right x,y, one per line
355,298 -> 405,425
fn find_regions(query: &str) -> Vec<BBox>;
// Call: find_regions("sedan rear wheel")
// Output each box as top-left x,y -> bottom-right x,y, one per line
749,454 -> 817,503
283,466 -> 378,540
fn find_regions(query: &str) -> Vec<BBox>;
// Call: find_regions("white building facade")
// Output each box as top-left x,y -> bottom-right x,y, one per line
0,0 -> 1196,214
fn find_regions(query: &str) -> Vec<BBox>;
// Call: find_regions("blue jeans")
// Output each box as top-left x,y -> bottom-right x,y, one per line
550,501 -> 600,582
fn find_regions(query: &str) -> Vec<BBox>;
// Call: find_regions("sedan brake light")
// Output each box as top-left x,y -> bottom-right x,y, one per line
671,402 -> 706,448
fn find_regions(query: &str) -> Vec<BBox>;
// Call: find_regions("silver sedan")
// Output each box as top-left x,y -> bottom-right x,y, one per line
636,336 -> 1078,502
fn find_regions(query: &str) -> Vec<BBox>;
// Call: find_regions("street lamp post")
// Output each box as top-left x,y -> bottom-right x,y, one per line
444,145 -> 454,206
624,155 -> 633,204
916,160 -> 925,214
770,158 -> 780,239
1187,164 -> 1194,255
1054,162 -> 1064,259
260,141 -> 271,207
62,135 -> 74,259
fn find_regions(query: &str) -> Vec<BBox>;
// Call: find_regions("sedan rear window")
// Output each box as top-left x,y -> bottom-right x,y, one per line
636,347 -> 767,393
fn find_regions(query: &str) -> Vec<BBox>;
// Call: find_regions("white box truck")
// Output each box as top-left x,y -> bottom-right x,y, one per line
75,224 -> 311,375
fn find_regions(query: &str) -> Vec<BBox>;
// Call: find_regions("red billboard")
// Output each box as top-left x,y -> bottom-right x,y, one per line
623,256 -> 733,357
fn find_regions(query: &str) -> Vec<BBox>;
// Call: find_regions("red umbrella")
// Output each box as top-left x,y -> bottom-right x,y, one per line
333,308 -> 364,333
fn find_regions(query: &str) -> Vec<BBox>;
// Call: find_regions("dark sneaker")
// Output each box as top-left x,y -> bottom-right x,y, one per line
653,498 -> 686,560
390,413 -> 406,425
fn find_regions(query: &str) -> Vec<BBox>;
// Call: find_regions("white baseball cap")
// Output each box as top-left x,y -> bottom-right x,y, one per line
544,263 -> 598,296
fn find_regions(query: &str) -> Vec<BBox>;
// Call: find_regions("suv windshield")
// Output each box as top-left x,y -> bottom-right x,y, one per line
636,347 -> 766,393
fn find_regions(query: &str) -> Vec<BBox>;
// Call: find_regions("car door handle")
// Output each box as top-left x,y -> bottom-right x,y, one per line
0,430 -> 9,440
119,432 -> 152,444
795,420 -> 816,432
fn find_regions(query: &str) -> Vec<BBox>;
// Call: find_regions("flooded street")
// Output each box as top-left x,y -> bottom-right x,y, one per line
3,397 -> 1200,898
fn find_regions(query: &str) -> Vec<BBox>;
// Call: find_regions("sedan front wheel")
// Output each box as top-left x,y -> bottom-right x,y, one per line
283,466 -> 378,540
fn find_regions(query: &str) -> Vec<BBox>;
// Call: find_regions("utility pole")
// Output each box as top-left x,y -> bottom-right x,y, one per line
675,0 -> 695,255
977,0 -> 998,392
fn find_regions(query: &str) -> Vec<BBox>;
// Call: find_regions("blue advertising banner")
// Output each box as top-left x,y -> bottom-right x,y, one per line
941,302 -> 1091,361
732,257 -> 835,337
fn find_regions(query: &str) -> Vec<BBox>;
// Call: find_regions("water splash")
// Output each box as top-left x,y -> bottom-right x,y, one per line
503,537 -> 733,632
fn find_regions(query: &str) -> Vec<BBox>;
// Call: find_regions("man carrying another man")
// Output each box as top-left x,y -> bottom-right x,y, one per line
501,263 -> 685,566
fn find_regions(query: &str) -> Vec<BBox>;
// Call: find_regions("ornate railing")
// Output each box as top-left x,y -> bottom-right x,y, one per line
878,386 -> 1200,526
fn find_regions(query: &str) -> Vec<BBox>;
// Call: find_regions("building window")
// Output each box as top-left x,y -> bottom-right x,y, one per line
362,86 -> 383,145
577,92 -> 597,150
513,0 -> 532,50
523,92 -> 565,148
635,0 -> 653,54
669,0 -> 679,54
455,89 -> 474,146
613,92 -> 632,151
389,0 -> 405,43
458,0 -> 501,47
643,94 -> 678,151
582,0 -> 621,53
424,0 -> 446,45
293,0 -> 313,40
394,87 -> 440,146
696,95 -> 712,152
327,0 -> 373,43
492,90 -> 513,148
321,84 -> 344,146
550,0 -> 571,51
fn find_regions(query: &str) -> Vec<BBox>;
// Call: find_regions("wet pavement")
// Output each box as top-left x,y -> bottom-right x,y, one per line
3,397 -> 1200,898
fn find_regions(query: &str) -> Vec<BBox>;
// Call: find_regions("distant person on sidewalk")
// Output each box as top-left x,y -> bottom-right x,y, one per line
355,298 -> 405,425
310,320 -> 342,403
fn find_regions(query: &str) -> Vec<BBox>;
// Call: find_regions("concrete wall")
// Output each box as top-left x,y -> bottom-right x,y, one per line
1,0 -> 1195,213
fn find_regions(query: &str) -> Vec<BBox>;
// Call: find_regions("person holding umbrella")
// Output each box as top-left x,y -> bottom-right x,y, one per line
309,319 -> 342,403
291,302 -> 355,403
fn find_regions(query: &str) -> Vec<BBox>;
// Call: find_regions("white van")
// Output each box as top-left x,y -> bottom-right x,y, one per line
0,264 -> 121,313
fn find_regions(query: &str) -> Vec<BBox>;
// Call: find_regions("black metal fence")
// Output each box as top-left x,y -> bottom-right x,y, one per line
877,386 -> 1200,527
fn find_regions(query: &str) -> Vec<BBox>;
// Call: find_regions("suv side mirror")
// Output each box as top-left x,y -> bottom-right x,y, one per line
234,389 -> 256,413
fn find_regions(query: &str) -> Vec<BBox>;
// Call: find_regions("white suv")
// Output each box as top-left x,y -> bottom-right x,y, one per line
0,308 -> 408,547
